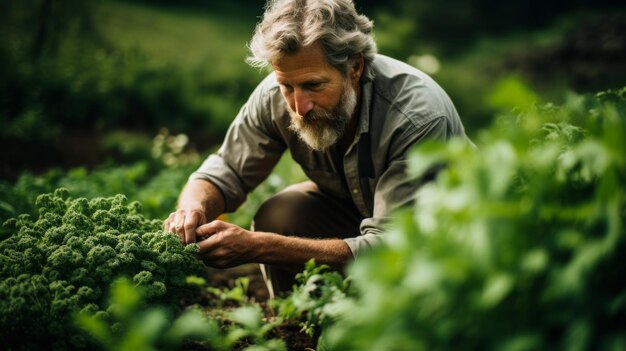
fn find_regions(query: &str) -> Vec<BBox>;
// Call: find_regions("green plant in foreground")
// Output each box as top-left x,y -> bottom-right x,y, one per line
0,188 -> 206,350
188,275 -> 252,306
186,275 -> 288,351
78,274 -> 288,351
275,260 -> 352,338
323,88 -> 626,350
76,277 -> 217,351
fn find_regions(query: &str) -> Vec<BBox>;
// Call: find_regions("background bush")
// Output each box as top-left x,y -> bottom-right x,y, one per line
1,0 -> 624,179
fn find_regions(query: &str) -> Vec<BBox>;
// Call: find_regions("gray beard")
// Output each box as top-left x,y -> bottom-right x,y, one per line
288,83 -> 357,151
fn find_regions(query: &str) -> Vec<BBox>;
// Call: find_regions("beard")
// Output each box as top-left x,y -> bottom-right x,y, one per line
288,82 -> 357,151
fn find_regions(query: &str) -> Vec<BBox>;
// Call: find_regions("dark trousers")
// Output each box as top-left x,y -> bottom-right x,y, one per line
251,181 -> 363,298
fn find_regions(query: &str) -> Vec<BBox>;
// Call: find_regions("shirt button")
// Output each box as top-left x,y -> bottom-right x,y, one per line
352,188 -> 359,194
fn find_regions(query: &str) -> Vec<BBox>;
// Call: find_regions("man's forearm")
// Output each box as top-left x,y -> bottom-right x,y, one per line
252,231 -> 354,269
178,179 -> 226,222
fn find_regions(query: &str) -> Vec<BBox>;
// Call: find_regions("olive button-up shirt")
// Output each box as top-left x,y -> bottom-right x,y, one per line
190,54 -> 469,257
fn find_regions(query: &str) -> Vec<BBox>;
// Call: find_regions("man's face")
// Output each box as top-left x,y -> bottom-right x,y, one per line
272,42 -> 358,151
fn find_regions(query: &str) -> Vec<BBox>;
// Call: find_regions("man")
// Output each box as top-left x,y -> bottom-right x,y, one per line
164,0 -> 470,297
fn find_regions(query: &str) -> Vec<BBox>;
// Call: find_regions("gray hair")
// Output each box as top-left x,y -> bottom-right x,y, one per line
247,0 -> 377,82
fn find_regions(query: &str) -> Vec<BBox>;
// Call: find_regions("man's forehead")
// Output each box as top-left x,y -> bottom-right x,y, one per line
271,42 -> 334,76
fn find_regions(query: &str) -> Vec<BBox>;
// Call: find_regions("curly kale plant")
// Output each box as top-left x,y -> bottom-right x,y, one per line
0,188 -> 206,350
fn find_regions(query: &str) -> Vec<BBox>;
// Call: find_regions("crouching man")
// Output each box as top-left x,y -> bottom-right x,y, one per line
164,0 -> 470,298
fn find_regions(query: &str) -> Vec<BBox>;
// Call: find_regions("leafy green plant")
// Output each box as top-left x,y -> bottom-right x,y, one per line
222,305 -> 287,351
275,260 -> 352,338
322,88 -> 626,350
187,275 -> 251,306
185,275 -> 288,351
0,188 -> 206,350
74,277 -> 286,351
0,160 -> 200,230
76,276 -> 222,351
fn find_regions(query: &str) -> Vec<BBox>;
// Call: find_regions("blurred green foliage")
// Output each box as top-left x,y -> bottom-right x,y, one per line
485,75 -> 539,112
365,0 -> 625,134
0,0 -> 261,146
0,140 -> 304,232
370,0 -> 624,56
79,276 -> 288,351
323,87 -> 626,350
76,277 -> 223,351
2,0 -> 624,178
275,260 -> 352,339
0,128 -> 203,226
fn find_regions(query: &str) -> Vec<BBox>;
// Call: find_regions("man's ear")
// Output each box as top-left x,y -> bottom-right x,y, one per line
350,54 -> 364,83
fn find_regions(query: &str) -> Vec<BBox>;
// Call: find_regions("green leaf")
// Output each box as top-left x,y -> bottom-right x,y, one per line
485,75 -> 538,111
229,305 -> 263,330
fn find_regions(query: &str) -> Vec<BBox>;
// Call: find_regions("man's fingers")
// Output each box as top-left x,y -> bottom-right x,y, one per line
196,220 -> 225,238
196,221 -> 229,255
184,211 -> 203,244
163,213 -> 173,232
164,210 -> 186,243
163,212 -> 178,234
174,210 -> 186,234
164,209 -> 209,245
196,232 -> 219,254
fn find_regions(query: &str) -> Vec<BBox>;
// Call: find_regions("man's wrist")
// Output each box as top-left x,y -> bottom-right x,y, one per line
178,179 -> 225,221
249,231 -> 274,262
248,231 -> 352,268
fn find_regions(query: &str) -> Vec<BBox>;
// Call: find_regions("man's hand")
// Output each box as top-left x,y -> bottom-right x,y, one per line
163,208 -> 207,244
195,220 -> 354,270
163,179 -> 226,245
196,220 -> 257,268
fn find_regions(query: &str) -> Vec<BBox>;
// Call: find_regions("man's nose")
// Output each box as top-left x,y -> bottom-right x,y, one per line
294,90 -> 314,117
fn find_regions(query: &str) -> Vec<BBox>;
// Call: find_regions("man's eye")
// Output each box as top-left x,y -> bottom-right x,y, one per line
304,83 -> 322,90
280,84 -> 293,92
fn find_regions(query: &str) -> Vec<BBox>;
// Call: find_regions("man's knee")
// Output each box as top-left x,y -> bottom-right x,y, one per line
252,181 -> 362,238
252,188 -> 313,235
